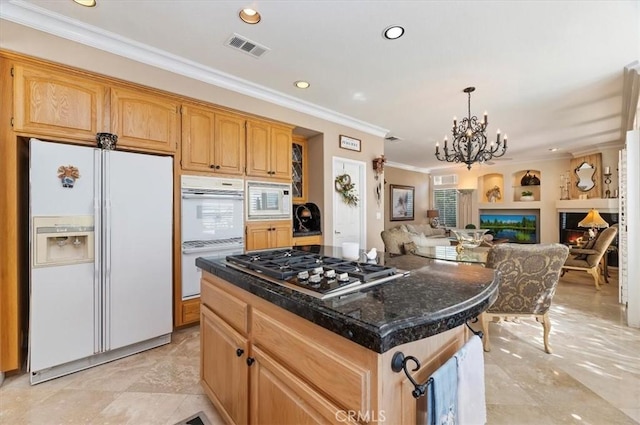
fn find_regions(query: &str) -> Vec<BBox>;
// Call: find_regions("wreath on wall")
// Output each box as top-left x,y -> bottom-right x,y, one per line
335,173 -> 359,207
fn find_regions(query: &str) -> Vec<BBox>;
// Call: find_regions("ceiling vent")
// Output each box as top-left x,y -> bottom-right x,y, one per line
384,136 -> 402,142
433,175 -> 458,186
225,33 -> 270,58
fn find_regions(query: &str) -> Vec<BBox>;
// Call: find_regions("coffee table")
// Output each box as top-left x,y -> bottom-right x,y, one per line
414,245 -> 489,264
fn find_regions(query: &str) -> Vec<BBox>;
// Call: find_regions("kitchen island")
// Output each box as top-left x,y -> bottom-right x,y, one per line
196,247 -> 499,424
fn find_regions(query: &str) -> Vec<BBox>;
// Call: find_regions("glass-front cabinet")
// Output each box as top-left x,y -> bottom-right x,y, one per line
292,135 -> 307,203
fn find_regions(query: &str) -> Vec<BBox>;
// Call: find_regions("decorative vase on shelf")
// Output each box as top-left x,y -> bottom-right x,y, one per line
520,171 -> 532,186
530,174 -> 540,185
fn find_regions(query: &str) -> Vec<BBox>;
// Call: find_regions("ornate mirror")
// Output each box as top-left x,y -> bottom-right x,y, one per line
575,162 -> 596,192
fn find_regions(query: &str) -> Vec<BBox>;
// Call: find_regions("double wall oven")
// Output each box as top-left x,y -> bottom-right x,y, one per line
181,175 -> 244,300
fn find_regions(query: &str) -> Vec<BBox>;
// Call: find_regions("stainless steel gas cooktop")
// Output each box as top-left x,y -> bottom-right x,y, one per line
225,249 -> 408,299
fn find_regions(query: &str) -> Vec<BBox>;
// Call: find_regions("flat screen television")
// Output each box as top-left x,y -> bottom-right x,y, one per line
479,213 -> 538,244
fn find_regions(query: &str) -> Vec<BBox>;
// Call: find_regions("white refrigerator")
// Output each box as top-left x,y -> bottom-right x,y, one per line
29,138 -> 173,384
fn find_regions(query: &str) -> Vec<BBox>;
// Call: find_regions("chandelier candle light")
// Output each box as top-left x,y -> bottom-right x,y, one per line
435,87 -> 507,170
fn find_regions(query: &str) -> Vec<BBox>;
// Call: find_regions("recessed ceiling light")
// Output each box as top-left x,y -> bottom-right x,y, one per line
73,0 -> 96,6
294,80 -> 310,89
383,25 -> 404,40
549,148 -> 559,152
239,8 -> 261,24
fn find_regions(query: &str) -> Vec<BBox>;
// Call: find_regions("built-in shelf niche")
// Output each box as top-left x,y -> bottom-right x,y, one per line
479,173 -> 504,203
514,169 -> 541,202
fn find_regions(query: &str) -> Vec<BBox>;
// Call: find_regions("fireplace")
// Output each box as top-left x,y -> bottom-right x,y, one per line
559,212 -> 619,266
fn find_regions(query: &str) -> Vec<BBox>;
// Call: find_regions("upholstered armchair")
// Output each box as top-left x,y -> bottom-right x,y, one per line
562,224 -> 618,290
480,243 -> 569,354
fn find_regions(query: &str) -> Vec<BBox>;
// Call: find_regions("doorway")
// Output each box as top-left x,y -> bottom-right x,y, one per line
332,157 -> 366,250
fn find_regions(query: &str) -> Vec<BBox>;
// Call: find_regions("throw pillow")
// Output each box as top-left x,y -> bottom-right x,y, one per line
405,224 -> 419,234
574,235 -> 598,260
399,224 -> 409,232
422,227 -> 435,237
403,241 -> 417,254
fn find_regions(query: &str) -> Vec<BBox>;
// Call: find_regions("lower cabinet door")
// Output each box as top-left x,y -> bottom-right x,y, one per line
201,306 -> 249,425
250,346 -> 355,425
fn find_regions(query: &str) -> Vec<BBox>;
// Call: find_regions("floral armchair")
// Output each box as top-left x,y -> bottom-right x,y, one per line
480,243 -> 569,354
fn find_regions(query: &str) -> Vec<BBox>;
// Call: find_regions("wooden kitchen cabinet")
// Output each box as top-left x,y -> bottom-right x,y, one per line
201,305 -> 249,425
246,119 -> 292,180
181,104 -> 245,175
250,346 -> 350,425
292,135 -> 308,203
110,86 -> 179,153
292,234 -> 323,246
245,221 -> 292,251
12,62 -> 107,142
200,273 -> 368,425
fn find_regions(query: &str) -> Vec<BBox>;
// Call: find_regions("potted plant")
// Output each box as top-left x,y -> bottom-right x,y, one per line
520,190 -> 535,201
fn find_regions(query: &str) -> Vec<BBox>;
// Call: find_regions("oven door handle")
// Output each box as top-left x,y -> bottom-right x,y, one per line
182,246 -> 243,255
182,193 -> 243,200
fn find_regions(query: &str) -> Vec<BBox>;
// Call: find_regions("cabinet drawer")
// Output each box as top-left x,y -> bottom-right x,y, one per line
201,275 -> 249,335
252,309 -> 370,414
293,235 -> 323,246
181,298 -> 200,324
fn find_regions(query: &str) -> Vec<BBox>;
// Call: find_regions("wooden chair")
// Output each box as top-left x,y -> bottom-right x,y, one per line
561,224 -> 618,290
480,243 -> 569,354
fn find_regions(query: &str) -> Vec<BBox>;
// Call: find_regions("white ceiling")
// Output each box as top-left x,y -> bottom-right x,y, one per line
1,0 -> 639,172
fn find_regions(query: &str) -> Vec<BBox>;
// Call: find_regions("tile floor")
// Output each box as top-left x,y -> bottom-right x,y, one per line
1,269 -> 638,424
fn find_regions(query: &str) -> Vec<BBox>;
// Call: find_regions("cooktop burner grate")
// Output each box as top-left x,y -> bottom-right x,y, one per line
225,249 -> 397,282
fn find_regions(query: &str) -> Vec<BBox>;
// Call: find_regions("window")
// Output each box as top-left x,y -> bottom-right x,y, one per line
433,189 -> 458,228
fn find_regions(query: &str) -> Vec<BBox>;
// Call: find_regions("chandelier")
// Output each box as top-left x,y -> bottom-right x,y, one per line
435,87 -> 507,170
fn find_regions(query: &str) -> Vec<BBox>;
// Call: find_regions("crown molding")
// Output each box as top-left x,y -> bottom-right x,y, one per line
0,0 -> 389,138
385,161 -> 431,174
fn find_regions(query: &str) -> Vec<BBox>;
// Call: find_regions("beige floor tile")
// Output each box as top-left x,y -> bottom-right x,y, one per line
484,364 -> 538,406
96,391 -> 186,425
126,354 -> 203,395
163,394 -> 226,425
12,389 -> 121,424
622,408 -> 640,424
486,404 -> 556,425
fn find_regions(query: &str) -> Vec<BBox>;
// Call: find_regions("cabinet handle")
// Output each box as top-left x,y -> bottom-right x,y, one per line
236,348 -> 244,357
209,164 -> 215,169
246,357 -> 255,366
216,165 -> 221,170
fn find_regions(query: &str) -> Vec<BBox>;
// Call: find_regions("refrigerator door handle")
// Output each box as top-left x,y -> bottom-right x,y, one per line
93,148 -> 102,354
103,150 -> 112,351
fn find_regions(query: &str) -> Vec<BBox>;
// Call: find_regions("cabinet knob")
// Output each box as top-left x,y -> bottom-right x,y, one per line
246,357 -> 255,366
236,348 -> 244,357
216,165 -> 221,170
209,164 -> 215,169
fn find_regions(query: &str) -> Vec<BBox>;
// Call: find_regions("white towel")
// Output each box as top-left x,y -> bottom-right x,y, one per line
455,335 -> 487,425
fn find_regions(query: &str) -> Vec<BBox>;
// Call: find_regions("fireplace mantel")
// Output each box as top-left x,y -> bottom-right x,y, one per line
555,198 -> 619,213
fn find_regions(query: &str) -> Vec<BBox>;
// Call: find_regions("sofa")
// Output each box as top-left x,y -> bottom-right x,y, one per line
380,223 -> 450,255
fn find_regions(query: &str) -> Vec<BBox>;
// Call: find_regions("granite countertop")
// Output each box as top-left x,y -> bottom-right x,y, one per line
196,246 -> 499,354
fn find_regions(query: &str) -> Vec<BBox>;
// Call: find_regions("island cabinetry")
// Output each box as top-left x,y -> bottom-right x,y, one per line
181,104 -> 245,175
201,306 -> 249,425
245,221 -> 292,251
110,86 -> 179,153
200,273 -> 372,425
246,119 -> 292,180
12,62 -> 107,142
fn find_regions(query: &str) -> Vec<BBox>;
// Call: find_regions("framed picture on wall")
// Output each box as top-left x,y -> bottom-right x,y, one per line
390,185 -> 415,221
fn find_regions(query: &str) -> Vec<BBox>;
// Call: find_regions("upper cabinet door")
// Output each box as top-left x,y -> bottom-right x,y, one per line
270,126 -> 292,180
181,104 -> 216,172
111,87 -> 178,153
246,119 -> 271,178
13,63 -> 106,142
214,112 -> 245,175
292,136 -> 307,203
